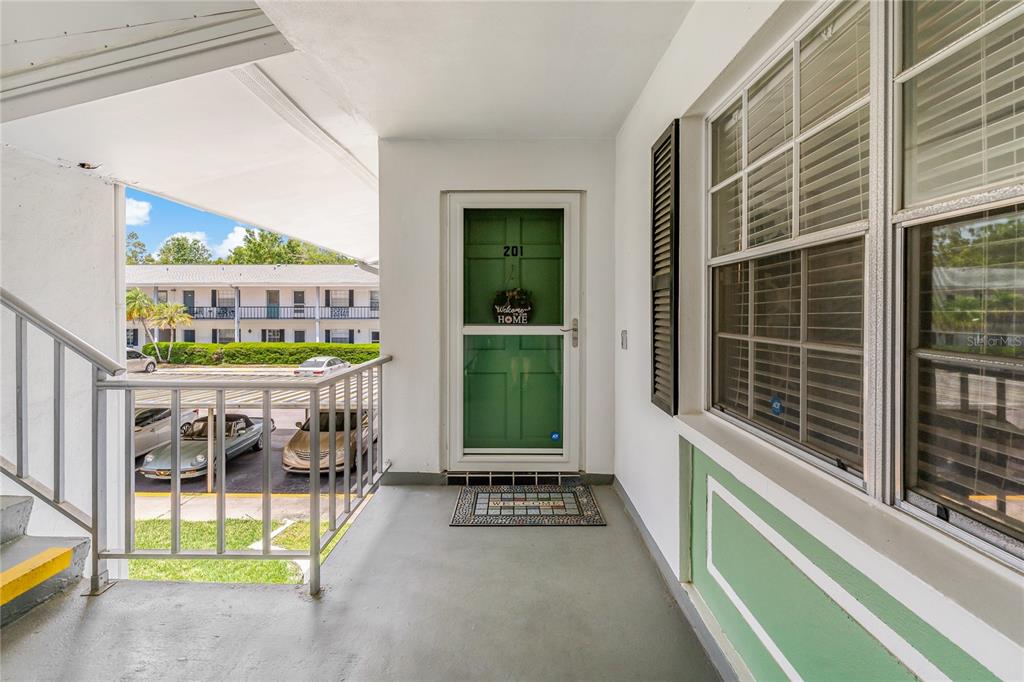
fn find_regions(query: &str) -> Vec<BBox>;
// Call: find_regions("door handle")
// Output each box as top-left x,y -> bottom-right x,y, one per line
560,318 -> 578,348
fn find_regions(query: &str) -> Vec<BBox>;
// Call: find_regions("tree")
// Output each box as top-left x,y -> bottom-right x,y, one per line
126,231 -> 150,264
125,288 -> 162,361
226,229 -> 301,264
155,235 -> 212,264
294,241 -> 356,264
149,303 -> 193,362
225,227 -> 355,264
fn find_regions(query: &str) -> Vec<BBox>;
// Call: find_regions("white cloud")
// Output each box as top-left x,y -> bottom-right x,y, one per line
125,198 -> 151,227
211,226 -> 249,258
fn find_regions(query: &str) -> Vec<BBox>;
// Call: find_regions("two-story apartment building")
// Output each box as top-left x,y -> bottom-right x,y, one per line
126,264 -> 380,346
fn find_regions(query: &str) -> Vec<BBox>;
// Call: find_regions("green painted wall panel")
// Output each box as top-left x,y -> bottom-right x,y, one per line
690,450 -> 996,681
712,497 -> 914,680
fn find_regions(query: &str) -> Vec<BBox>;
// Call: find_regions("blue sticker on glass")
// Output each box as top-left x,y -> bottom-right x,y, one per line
550,431 -> 561,442
769,394 -> 784,416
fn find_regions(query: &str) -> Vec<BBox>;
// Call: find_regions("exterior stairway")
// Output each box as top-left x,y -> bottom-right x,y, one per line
1,496 -> 89,625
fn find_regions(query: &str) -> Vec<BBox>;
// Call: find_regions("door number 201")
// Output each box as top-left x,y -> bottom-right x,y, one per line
503,245 -> 523,257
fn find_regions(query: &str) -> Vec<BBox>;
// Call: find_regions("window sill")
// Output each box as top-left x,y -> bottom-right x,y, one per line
674,410 -> 1024,649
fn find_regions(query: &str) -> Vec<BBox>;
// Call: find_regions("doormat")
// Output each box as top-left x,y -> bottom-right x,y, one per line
450,485 -> 605,526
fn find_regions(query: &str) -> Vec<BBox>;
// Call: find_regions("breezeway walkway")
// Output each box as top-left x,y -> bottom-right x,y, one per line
0,485 -> 721,680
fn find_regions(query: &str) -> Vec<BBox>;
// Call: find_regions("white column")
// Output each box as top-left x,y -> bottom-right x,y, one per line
315,285 -> 321,342
234,287 -> 241,341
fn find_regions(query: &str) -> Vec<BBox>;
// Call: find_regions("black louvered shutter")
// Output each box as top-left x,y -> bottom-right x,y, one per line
261,329 -> 267,342
651,120 -> 679,415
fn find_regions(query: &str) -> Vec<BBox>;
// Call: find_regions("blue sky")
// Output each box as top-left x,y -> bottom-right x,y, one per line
126,188 -> 257,259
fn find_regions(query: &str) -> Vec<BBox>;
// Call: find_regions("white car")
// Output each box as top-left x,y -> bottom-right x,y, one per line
133,408 -> 199,456
293,356 -> 350,377
127,348 -> 157,373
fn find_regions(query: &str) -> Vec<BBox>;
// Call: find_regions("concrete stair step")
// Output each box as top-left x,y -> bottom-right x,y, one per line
1,535 -> 89,626
0,496 -> 33,544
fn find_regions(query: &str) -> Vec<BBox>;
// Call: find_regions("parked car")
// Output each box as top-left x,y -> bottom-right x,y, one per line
139,413 -> 274,480
282,410 -> 377,474
134,408 -> 199,456
127,348 -> 157,373
293,356 -> 350,377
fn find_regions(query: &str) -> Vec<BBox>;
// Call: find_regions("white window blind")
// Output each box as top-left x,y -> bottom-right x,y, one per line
799,105 -> 870,235
747,55 -> 793,163
799,0 -> 870,131
902,13 -> 1024,206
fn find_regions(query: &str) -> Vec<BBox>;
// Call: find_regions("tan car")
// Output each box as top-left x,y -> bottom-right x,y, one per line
282,410 -> 377,474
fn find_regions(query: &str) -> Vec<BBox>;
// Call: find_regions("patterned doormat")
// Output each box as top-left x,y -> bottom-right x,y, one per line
451,485 -> 606,526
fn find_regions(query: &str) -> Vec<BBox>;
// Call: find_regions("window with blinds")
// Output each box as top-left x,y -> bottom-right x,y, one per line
708,0 -> 870,475
901,7 -> 1024,207
899,2 -> 1024,556
652,120 -> 679,415
713,238 -> 864,472
905,205 -> 1024,548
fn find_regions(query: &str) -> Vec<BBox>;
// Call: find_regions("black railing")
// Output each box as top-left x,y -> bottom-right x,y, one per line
184,305 -> 381,320
323,306 -> 379,319
186,306 -> 237,320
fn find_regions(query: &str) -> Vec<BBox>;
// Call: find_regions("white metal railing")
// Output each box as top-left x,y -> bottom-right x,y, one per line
1,286 -> 391,596
1,286 -> 123,593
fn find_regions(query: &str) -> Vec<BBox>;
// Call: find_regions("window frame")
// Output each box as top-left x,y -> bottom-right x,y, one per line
703,0 -> 880,493
888,1 -> 1024,569
701,0 -> 1024,569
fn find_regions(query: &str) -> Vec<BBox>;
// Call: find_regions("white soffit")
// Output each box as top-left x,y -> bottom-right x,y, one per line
1,1 -> 292,122
0,48 -> 381,261
259,0 -> 693,139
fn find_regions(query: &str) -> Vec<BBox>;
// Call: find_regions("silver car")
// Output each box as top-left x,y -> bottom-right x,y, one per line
133,408 -> 200,456
127,348 -> 157,373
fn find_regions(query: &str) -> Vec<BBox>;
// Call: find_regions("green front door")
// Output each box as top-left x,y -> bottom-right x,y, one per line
460,208 -> 570,461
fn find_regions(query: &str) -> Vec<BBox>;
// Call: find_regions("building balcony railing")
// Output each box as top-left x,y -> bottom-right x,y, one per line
184,306 -> 380,320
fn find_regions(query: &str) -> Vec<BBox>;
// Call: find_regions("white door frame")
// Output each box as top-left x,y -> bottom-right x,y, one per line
442,191 -> 582,472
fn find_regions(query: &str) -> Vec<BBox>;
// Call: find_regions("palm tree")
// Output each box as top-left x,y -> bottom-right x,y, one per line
125,288 -> 162,361
149,303 -> 193,363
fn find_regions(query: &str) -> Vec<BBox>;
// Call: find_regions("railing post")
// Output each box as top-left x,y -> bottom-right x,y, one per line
343,375 -> 351,514
53,339 -> 65,502
15,314 -> 27,478
262,389 -> 272,555
372,366 -> 380,477
328,382 -> 337,531
378,363 -> 384,475
309,388 -> 321,595
124,389 -> 135,553
216,390 -> 226,554
170,390 -> 182,554
90,367 -> 110,594
356,370 -> 364,498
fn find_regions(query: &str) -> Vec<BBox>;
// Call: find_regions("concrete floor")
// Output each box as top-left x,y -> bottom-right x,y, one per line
1,486 -> 719,681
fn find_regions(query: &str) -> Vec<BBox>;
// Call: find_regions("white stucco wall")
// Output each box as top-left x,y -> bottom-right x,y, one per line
378,139 -> 616,474
1,146 -> 125,554
612,1 -> 785,575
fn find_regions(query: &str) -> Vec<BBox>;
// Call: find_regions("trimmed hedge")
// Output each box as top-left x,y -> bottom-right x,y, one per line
142,342 -> 380,366
142,342 -> 222,365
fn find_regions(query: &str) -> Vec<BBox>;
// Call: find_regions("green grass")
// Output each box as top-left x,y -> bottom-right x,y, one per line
273,520 -> 350,561
129,519 -> 302,584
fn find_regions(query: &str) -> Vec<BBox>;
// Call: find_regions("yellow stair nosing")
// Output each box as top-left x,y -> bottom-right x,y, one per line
1,546 -> 74,605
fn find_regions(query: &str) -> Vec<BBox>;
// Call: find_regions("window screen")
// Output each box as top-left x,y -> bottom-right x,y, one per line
905,205 -> 1023,548
707,1 -> 870,474
713,238 -> 865,472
